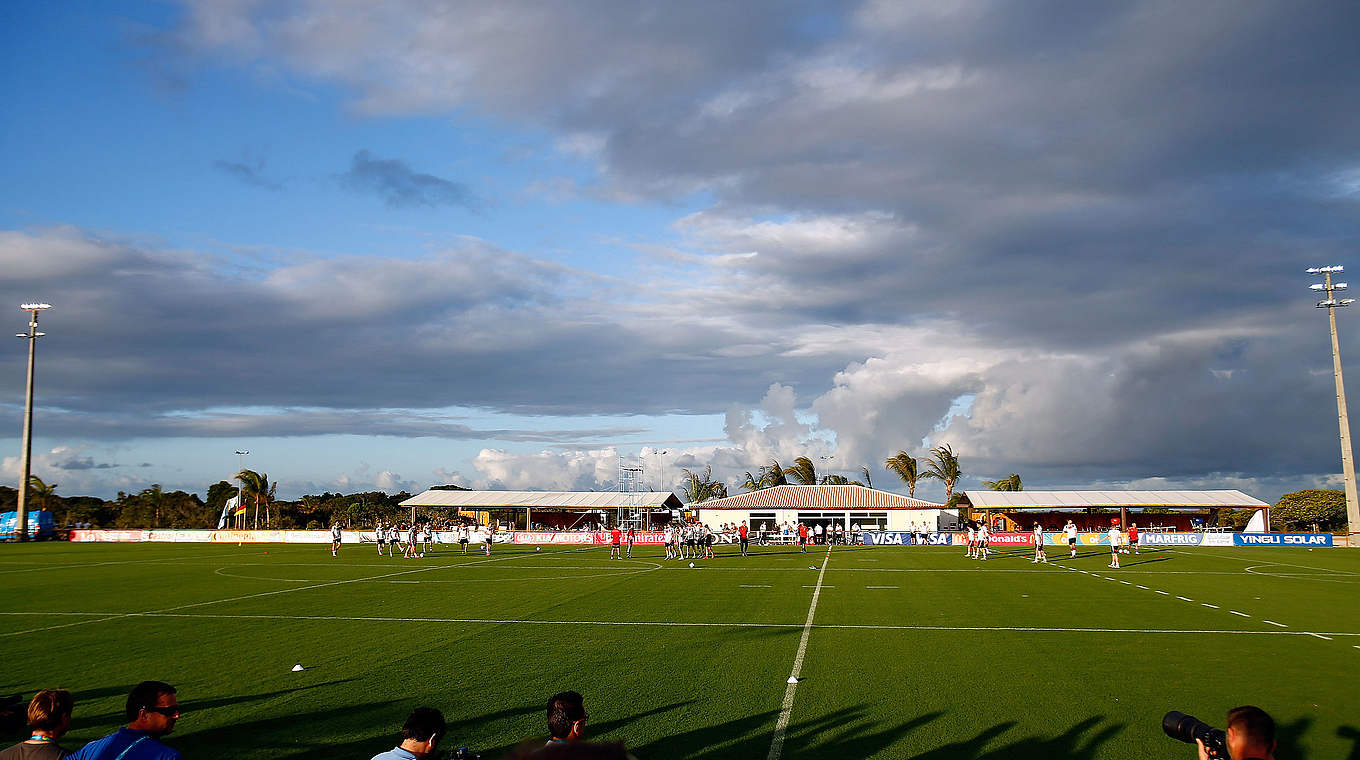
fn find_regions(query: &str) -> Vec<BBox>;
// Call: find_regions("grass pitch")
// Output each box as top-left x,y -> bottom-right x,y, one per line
2,540 -> 1358,759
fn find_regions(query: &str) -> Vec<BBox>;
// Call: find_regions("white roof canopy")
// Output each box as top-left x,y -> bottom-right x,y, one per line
961,489 -> 1268,509
401,489 -> 682,510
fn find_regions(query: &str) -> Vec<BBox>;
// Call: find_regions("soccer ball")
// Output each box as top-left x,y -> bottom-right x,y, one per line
536,547 -> 541,552
689,562 -> 695,568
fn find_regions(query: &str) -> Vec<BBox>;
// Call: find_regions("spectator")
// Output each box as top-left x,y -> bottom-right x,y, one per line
370,707 -> 445,760
1198,706 -> 1275,760
69,681 -> 179,760
545,691 -> 588,747
1,689 -> 74,759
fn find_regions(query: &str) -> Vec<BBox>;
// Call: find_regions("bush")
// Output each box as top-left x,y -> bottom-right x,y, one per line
1273,489 -> 1347,531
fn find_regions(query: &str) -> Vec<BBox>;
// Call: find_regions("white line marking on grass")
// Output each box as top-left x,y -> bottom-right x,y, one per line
1201,604 -> 1219,609
1264,620 -> 1287,628
741,585 -> 773,588
1136,585 -> 1149,590
865,585 -> 898,589
1308,633 -> 1333,640
9,611 -> 1355,639
1119,581 -> 1132,585
0,551 -> 266,576
1155,591 -> 1170,595
767,545 -> 831,760
1230,611 -> 1250,617
802,585 -> 834,588
390,580 -> 418,584
0,548 -> 587,638
1176,596 -> 1194,602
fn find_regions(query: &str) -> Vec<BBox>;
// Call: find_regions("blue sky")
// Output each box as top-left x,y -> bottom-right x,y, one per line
3,1 -> 1358,502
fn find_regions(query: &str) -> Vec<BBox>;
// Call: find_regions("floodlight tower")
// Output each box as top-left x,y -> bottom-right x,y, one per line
620,463 -> 644,528
1307,266 -> 1360,546
14,303 -> 52,542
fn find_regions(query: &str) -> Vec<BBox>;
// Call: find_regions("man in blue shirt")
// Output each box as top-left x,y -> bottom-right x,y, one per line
369,708 -> 445,760
70,681 -> 180,760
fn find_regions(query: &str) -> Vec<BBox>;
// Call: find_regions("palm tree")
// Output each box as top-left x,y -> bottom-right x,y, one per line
760,459 -> 789,488
139,484 -> 165,528
680,466 -> 728,504
739,471 -> 763,492
920,445 -> 963,502
236,469 -> 270,529
884,451 -> 920,498
983,473 -> 1023,491
28,475 -> 57,512
783,456 -> 818,485
860,466 -> 873,489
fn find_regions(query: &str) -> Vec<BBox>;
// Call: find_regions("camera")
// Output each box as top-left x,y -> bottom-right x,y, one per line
451,747 -> 481,760
1163,711 -> 1229,759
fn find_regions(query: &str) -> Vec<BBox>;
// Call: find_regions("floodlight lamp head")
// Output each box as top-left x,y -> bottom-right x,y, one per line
1336,283 -> 1348,290
20,303 -> 52,311
1326,265 -> 1345,273
1311,283 -> 1327,290
1307,267 -> 1322,274
1342,299 -> 1356,305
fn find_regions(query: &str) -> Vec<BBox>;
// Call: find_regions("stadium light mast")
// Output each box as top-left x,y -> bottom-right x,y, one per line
234,450 -> 249,530
1307,266 -> 1360,546
14,304 -> 51,543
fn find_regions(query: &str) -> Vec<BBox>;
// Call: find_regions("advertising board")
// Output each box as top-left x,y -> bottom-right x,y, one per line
1232,533 -> 1334,547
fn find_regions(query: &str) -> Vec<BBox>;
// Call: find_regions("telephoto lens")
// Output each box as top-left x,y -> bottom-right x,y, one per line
1163,711 -> 1229,758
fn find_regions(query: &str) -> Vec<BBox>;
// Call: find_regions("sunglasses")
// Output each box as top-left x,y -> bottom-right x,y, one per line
143,706 -> 180,717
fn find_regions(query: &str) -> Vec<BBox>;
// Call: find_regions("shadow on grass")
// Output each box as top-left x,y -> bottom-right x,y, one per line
69,679 -> 358,732
1338,724 -> 1360,760
172,699 -> 544,760
1116,556 -> 1170,568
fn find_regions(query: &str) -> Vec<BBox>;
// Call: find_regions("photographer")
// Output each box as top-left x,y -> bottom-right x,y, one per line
1194,706 -> 1276,760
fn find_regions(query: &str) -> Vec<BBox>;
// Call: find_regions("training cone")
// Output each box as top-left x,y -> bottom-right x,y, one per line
291,664 -> 304,672
787,676 -> 799,684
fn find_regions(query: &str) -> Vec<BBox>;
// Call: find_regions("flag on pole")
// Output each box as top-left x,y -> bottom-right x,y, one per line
218,495 -> 242,529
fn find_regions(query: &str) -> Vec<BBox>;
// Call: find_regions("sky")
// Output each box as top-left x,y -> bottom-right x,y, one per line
2,0 -> 1359,504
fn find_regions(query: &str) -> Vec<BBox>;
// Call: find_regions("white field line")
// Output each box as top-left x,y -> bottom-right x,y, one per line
3,611 -> 1356,638
767,545 -> 832,760
1264,620 -> 1288,628
1176,596 -> 1194,602
1230,611 -> 1251,617
1165,550 -> 1360,576
0,551 -> 267,576
865,586 -> 898,589
0,547 -> 588,638
1202,604 -> 1219,609
741,585 -> 773,588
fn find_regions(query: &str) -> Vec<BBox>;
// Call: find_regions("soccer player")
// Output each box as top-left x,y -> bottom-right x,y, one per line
625,526 -> 635,558
704,524 -> 716,559
407,523 -> 421,558
977,522 -> 989,560
1127,521 -> 1140,555
965,523 -> 976,559
738,521 -> 749,557
662,524 -> 674,560
609,526 -> 622,559
1032,522 -> 1046,563
459,523 -> 470,554
797,522 -> 809,553
331,522 -> 343,557
484,524 -> 495,556
1064,519 -> 1079,558
1107,521 -> 1122,568
376,522 -> 389,556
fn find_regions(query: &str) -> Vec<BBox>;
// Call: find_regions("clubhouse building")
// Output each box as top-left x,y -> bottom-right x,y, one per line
689,484 -> 946,533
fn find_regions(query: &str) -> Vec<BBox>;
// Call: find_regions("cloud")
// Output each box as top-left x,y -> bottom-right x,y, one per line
213,158 -> 283,191
341,150 -> 477,209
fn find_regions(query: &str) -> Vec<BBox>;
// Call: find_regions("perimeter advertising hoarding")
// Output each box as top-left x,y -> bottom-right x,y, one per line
1232,533 -> 1334,547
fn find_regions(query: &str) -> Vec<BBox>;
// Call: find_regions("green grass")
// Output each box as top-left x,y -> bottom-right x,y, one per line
2,541 -> 1358,759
